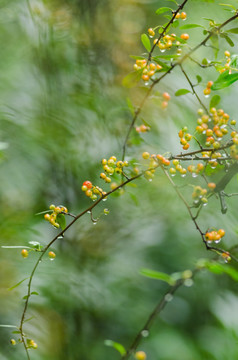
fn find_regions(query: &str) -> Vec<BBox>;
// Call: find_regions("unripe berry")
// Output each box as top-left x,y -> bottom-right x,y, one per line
142,152 -> 150,159
135,351 -> 147,360
105,177 -> 111,183
175,13 -> 180,19
85,190 -> 93,197
230,119 -> 236,125
48,251 -> 56,259
169,168 -> 176,175
81,185 -> 87,192
100,173 -> 106,179
10,339 -> 16,345
101,159 -> 107,165
148,28 -> 155,37
49,204 -> 55,210
224,50 -> 230,57
21,249 -> 29,258
203,88 -> 211,96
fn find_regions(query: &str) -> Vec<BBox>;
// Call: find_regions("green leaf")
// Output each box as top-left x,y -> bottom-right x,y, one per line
8,277 -> 29,291
31,291 -> 39,295
209,95 -> 221,108
129,193 -> 139,206
227,28 -> 238,34
141,34 -> 151,52
12,330 -> 21,334
210,34 -> 219,58
151,58 -> 171,71
205,260 -> 238,281
219,4 -> 236,11
172,19 -> 179,28
175,89 -> 191,96
211,71 -> 238,90
104,340 -> 126,356
35,209 -> 52,215
122,70 -> 142,88
57,214 -> 66,230
230,55 -> 238,68
0,324 -> 17,328
153,54 -> 180,60
196,75 -> 202,84
129,55 -> 146,60
126,98 -> 134,116
140,268 -> 176,285
180,24 -> 204,29
156,7 -> 172,15
221,33 -> 234,47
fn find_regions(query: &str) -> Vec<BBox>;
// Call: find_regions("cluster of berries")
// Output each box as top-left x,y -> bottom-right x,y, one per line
44,204 -> 68,228
136,124 -> 150,133
101,156 -> 129,180
178,126 -> 192,150
11,338 -> 38,349
230,144 -> 238,159
187,163 -> 204,176
21,248 -> 55,260
205,229 -> 225,244
175,11 -> 187,20
196,107 -> 236,151
133,59 -> 162,83
81,180 -> 106,201
169,159 -> 187,177
219,50 -> 231,74
192,185 -> 208,205
203,80 -> 213,96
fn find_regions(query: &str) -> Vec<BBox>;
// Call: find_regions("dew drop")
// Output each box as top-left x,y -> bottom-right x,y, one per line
160,49 -> 166,53
171,173 -> 176,177
148,178 -> 153,182
203,202 -> 208,207
204,94 -> 210,98
141,330 -> 149,338
87,211 -> 91,214
192,173 -> 198,178
49,258 -> 55,261
184,278 -> 193,287
214,239 -> 221,244
181,174 -> 186,178
102,198 -> 107,202
144,82 -> 149,86
165,293 -> 173,302
93,221 -> 97,226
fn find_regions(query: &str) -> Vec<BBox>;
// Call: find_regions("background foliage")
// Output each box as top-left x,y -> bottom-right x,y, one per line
0,0 -> 238,359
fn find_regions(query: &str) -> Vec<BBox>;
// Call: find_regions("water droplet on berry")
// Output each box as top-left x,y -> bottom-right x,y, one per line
184,278 -> 193,287
87,211 -> 91,214
160,49 -> 166,53
144,82 -> 149,86
49,258 -> 55,261
214,239 -> 221,244
165,293 -> 173,302
93,221 -> 97,225
141,330 -> 149,337
171,173 -> 176,177
204,94 -> 210,98
102,198 -> 107,202
192,173 -> 198,178
181,174 -> 186,178
203,202 -> 208,207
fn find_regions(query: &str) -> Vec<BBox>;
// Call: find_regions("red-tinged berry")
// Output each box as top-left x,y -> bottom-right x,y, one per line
44,213 -> 50,221
21,249 -> 29,258
162,92 -> 171,101
207,81 -> 213,88
161,101 -> 168,109
83,181 -> 92,189
85,189 -> 93,197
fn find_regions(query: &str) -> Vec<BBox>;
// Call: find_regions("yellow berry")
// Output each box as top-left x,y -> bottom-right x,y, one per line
48,251 -> 56,259
21,249 -> 29,258
135,351 -> 147,360
142,152 -> 150,159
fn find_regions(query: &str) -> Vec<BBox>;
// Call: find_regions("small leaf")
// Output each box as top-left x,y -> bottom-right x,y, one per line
230,55 -> 238,68
141,34 -> 151,52
129,55 -> 146,60
31,291 -> 39,296
196,75 -> 202,84
211,71 -> 238,90
12,330 -> 21,334
8,277 -> 29,291
156,7 -> 172,15
0,324 -> 17,328
226,28 -> 238,34
126,98 -> 134,116
57,214 -> 66,230
205,260 -> 238,281
210,95 -> 221,108
140,268 -> 176,285
221,33 -> 234,47
180,24 -> 204,29
129,193 -> 139,206
122,70 -> 142,88
35,209 -> 52,215
104,340 -> 126,356
172,19 -> 179,28
210,34 -> 219,58
22,295 -> 29,300
175,89 -> 191,96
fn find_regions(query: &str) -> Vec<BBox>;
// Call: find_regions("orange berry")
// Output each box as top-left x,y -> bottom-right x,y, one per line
207,81 -> 213,88
183,143 -> 189,150
142,74 -> 149,82
44,213 -> 50,221
203,88 -> 211,96
162,158 -> 170,166
140,124 -> 148,132
180,12 -> 187,20
218,229 -> 225,238
197,163 -> 204,171
85,189 -> 93,197
162,92 -> 171,101
83,181 -> 92,189
180,33 -> 189,40
161,101 -> 168,109
21,249 -> 29,258
148,28 -> 155,37
175,13 -> 180,19
48,251 -> 56,259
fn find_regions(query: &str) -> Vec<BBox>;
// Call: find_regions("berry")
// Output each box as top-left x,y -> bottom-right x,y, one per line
180,12 -> 187,20
48,251 -> 56,259
135,351 -> 147,360
224,50 -> 230,57
142,152 -> 150,159
162,92 -> 171,101
83,181 -> 92,189
203,88 -> 211,96
148,28 -> 155,37
85,190 -> 93,197
21,249 -> 29,258
44,213 -> 51,221
161,101 -> 168,109
180,33 -> 189,40
10,339 -> 16,346
49,204 -> 55,210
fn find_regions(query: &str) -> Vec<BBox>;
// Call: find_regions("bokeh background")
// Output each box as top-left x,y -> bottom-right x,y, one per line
0,0 -> 238,359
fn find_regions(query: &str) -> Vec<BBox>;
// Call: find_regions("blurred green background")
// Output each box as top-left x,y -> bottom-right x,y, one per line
0,0 -> 238,359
